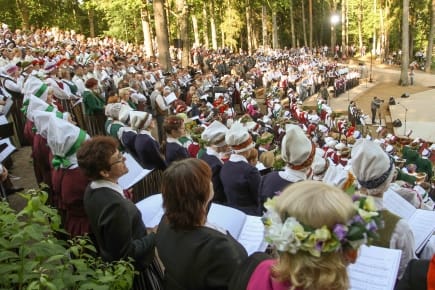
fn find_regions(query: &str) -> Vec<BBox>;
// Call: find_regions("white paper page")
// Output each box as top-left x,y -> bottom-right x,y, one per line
207,203 -> 247,239
348,245 -> 401,290
238,215 -> 268,255
0,115 -> 8,125
118,153 -> 152,190
135,193 -> 164,227
383,188 -> 416,220
408,210 -> 435,253
0,138 -> 16,162
164,92 -> 177,105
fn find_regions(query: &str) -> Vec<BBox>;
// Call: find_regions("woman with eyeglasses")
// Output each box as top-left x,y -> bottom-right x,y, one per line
77,136 -> 163,290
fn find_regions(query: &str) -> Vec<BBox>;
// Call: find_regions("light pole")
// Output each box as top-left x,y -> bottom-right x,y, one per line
330,14 -> 340,58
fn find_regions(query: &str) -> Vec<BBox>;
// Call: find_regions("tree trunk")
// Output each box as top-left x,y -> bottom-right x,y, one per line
341,0 -> 346,56
262,4 -> 267,48
425,0 -> 435,72
309,0 -> 313,49
176,0 -> 190,68
88,8 -> 95,38
210,0 -> 218,50
289,0 -> 295,47
272,9 -> 278,49
16,0 -> 30,31
399,0 -> 410,86
358,0 -> 363,55
141,7 -> 154,58
192,15 -> 200,48
153,0 -> 171,72
202,3 -> 209,48
301,0 -> 307,47
246,0 -> 252,54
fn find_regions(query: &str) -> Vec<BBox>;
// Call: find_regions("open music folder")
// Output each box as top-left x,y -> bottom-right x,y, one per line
383,188 -> 435,254
136,194 -> 268,255
118,152 -> 152,190
348,245 -> 401,290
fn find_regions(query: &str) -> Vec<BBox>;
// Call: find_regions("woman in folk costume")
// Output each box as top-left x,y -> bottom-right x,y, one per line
132,111 -> 166,202
259,124 -> 316,211
77,136 -> 163,290
351,139 -> 416,278
220,122 -> 261,216
104,102 -> 126,141
200,120 -> 229,204
47,117 -> 91,237
228,181 -> 382,290
1,63 -> 26,146
25,96 -> 70,192
22,75 -> 50,145
161,115 -> 190,167
83,77 -> 106,136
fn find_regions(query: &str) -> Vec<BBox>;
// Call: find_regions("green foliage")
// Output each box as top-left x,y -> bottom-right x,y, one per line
0,189 -> 135,290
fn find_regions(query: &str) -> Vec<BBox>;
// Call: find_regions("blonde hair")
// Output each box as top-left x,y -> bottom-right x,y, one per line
272,181 -> 355,290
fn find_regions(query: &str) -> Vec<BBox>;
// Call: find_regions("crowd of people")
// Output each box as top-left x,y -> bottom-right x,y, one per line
1,22 -> 435,289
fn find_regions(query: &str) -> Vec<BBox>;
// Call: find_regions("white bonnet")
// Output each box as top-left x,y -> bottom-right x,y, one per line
226,122 -> 254,153
351,139 -> 394,189
201,120 -> 228,147
312,148 -> 329,179
119,104 -> 133,124
105,102 -> 123,119
281,124 -> 315,168
32,111 -> 55,138
23,76 -> 49,101
130,111 -> 153,130
47,117 -> 89,169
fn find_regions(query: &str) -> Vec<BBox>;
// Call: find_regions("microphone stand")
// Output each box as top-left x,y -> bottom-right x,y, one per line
397,102 -> 408,136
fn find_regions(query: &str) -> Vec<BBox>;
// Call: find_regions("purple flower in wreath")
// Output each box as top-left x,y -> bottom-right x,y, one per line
333,224 -> 348,241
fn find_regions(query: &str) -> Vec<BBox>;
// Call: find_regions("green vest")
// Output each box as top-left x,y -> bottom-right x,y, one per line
373,210 -> 401,248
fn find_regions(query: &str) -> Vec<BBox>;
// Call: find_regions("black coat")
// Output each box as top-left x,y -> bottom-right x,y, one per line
156,218 -> 248,290
84,185 -> 155,270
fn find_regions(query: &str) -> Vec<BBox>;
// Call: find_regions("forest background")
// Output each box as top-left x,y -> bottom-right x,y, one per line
1,1 -> 434,79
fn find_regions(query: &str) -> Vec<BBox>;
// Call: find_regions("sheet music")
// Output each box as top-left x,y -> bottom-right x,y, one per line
0,138 -> 16,162
384,188 -> 435,252
348,245 -> 401,290
164,92 -> 177,105
238,215 -> 268,255
135,194 -> 164,227
383,188 -> 416,220
207,203 -> 247,239
408,210 -> 435,253
0,115 -> 8,125
118,153 -> 152,190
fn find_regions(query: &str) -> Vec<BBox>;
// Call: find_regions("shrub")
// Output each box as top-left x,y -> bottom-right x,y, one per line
0,188 -> 135,289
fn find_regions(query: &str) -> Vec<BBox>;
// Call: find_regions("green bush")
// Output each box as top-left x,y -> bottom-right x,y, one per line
0,188 -> 135,290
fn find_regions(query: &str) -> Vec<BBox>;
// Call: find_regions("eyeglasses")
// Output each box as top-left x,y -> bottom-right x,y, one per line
109,152 -> 125,167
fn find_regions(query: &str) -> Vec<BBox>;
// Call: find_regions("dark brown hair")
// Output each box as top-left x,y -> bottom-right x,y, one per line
161,158 -> 212,230
77,136 -> 119,180
85,77 -> 98,89
163,115 -> 184,135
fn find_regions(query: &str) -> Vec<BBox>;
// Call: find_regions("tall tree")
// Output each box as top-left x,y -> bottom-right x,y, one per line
175,0 -> 190,67
309,0 -> 313,48
202,2 -> 209,48
210,0 -> 218,50
246,0 -> 253,54
141,3 -> 154,58
399,0 -> 410,85
425,0 -> 435,72
262,3 -> 268,47
301,0 -> 307,47
289,0 -> 295,47
153,0 -> 171,72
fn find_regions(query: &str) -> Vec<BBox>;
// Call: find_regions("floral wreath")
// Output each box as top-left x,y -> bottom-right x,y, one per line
262,195 -> 383,257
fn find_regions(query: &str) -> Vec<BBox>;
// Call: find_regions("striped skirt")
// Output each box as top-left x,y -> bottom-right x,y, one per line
133,256 -> 164,290
132,170 -> 163,203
